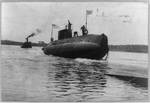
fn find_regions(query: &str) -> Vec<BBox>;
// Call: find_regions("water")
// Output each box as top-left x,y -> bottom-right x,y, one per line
1,45 -> 148,102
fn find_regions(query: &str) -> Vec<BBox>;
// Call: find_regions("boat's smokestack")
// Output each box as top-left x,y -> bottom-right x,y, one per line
26,38 -> 28,43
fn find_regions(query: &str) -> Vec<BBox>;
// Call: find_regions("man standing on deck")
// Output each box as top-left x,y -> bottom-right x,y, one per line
68,20 -> 72,31
51,37 -> 54,42
80,25 -> 88,36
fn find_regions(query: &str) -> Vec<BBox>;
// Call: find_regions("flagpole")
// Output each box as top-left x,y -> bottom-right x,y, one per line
51,24 -> 53,39
85,10 -> 87,29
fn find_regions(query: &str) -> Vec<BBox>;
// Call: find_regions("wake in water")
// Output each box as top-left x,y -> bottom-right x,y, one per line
75,58 -> 108,65
74,57 -> 148,88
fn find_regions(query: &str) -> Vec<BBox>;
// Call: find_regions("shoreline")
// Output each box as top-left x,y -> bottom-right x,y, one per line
1,43 -> 148,53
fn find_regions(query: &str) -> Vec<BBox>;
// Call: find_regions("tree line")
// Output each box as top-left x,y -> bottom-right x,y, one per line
109,45 -> 148,53
1,40 -> 148,53
1,40 -> 47,47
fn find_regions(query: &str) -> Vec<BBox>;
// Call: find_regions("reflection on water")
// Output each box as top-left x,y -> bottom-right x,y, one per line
46,60 -> 108,102
46,59 -> 148,102
1,45 -> 148,102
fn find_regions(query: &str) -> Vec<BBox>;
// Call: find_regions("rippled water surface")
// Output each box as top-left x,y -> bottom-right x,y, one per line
1,45 -> 148,102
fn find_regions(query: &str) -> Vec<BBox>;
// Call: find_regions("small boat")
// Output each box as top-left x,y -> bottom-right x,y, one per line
21,38 -> 32,48
42,21 -> 109,60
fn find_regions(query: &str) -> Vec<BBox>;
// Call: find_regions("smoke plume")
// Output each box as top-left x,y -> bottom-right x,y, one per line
36,28 -> 42,34
27,33 -> 36,38
27,28 -> 42,39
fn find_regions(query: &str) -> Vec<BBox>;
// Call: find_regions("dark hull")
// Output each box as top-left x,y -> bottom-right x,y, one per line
42,34 -> 109,60
21,42 -> 32,48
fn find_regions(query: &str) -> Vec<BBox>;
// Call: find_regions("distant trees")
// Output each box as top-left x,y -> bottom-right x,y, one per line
1,40 -> 148,53
1,40 -> 47,47
109,45 -> 148,53
1,40 -> 23,45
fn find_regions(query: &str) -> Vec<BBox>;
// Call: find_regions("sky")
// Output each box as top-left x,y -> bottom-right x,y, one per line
1,2 -> 148,45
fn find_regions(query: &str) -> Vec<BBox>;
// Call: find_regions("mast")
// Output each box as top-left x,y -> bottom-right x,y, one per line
51,25 -> 53,38
86,10 -> 87,29
85,10 -> 93,29
51,24 -> 59,41
51,24 -> 53,42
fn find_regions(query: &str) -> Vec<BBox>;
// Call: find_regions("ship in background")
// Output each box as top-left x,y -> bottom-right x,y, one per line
42,10 -> 109,60
21,37 -> 32,48
21,28 -> 42,48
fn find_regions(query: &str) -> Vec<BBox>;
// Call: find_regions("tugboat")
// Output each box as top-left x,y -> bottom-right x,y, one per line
42,10 -> 109,60
21,38 -> 32,48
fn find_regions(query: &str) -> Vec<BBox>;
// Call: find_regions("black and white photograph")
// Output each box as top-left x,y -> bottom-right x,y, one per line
1,0 -> 149,102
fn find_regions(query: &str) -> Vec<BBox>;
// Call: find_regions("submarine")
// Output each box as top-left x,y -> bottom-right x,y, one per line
42,20 -> 109,60
21,38 -> 32,48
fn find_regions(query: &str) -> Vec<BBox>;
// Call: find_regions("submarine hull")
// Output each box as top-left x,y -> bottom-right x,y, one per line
42,34 -> 109,60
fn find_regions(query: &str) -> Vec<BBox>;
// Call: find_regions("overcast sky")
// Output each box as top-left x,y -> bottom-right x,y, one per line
2,2 -> 148,45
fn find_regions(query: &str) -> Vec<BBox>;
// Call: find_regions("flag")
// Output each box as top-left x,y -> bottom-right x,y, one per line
52,24 -> 59,29
86,10 -> 93,15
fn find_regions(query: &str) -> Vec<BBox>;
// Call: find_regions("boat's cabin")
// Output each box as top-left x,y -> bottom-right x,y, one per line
58,20 -> 72,40
58,29 -> 72,40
